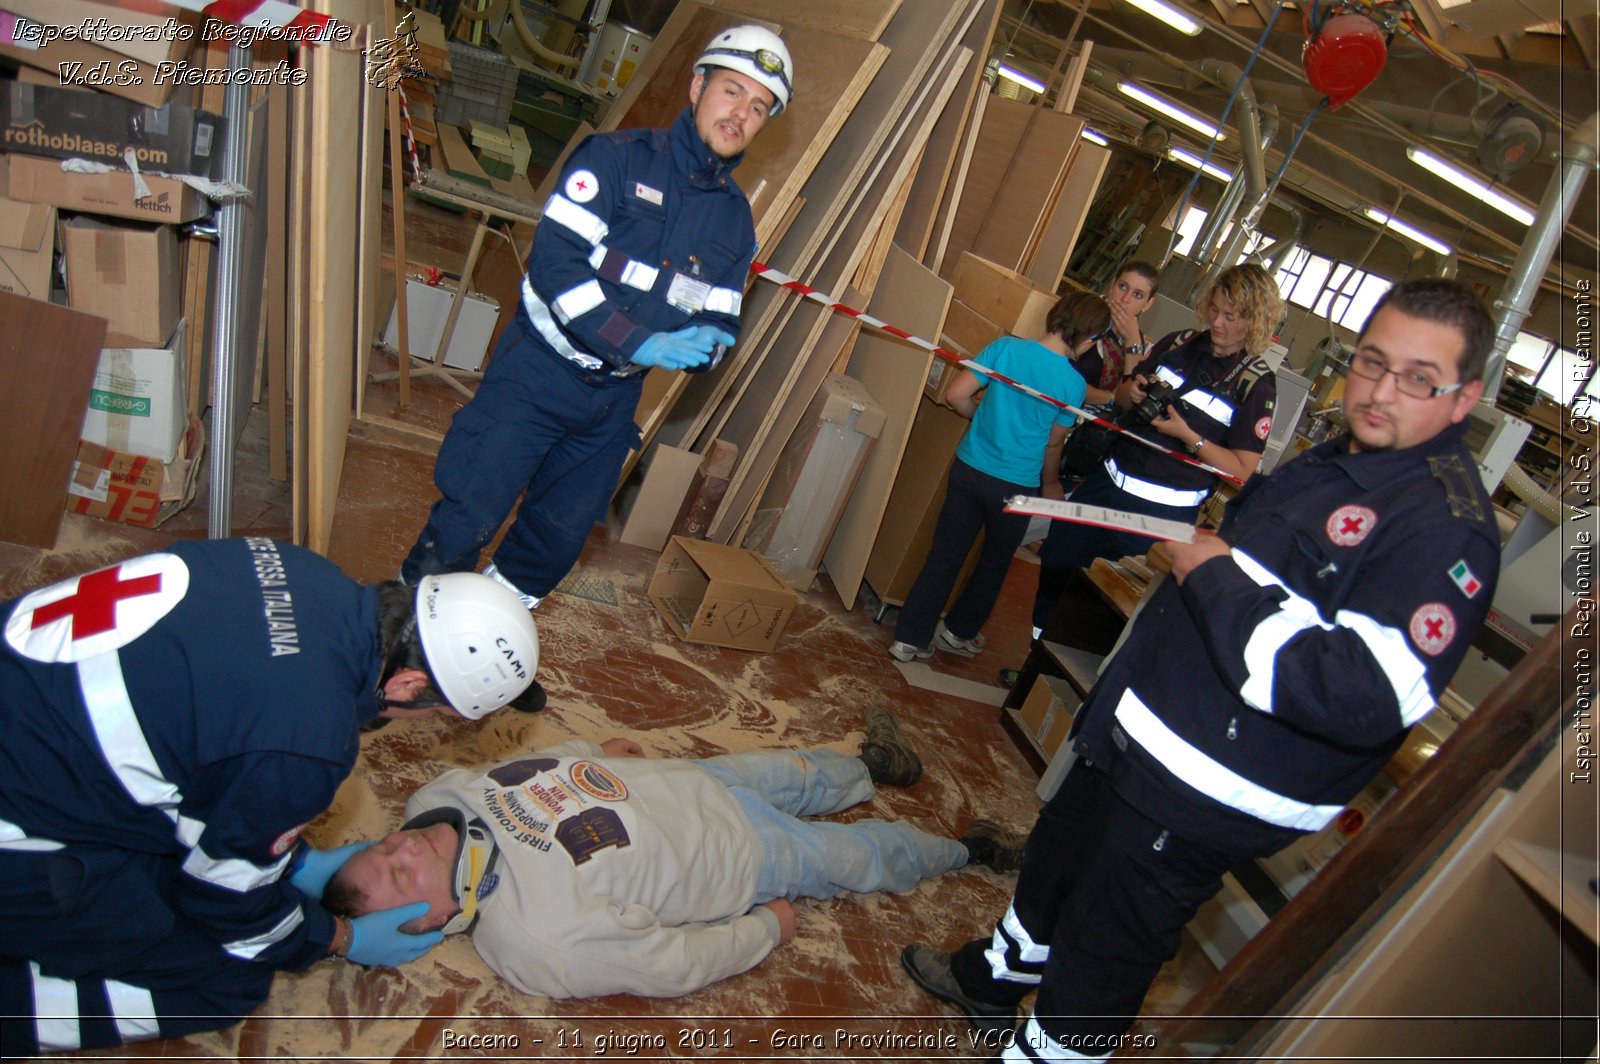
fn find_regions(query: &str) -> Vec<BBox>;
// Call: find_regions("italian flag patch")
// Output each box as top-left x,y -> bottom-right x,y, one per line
1449,560 -> 1482,598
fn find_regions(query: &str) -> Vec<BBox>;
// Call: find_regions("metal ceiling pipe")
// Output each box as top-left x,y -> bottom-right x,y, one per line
1247,205 -> 1305,271
1483,112 -> 1600,402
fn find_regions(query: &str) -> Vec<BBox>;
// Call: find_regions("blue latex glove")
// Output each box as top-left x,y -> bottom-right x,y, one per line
631,325 -> 735,371
288,841 -> 372,900
345,901 -> 443,968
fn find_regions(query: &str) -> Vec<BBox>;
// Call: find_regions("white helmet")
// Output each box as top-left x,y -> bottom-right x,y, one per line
399,807 -> 500,935
695,24 -> 793,116
415,572 -> 539,720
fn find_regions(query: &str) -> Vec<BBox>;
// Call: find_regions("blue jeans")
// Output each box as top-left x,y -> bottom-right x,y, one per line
402,313 -> 642,597
696,749 -> 967,901
894,457 -> 1036,649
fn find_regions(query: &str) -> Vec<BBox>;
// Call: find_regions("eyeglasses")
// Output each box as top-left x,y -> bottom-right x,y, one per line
1347,352 -> 1463,399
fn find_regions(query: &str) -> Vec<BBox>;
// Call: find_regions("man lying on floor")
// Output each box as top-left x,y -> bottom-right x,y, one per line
321,709 -> 1024,998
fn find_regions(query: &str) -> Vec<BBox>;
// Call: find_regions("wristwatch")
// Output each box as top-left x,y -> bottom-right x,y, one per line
1126,341 -> 1145,355
1187,437 -> 1205,455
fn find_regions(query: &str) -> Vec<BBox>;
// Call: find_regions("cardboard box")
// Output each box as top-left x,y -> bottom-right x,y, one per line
63,217 -> 180,347
745,374 -> 885,590
952,252 -> 1058,339
382,275 -> 499,371
80,318 -> 188,462
941,297 -> 1006,354
0,177 -> 53,299
1019,673 -> 1083,760
1,81 -> 222,177
3,0 -> 196,66
5,151 -> 208,222
66,416 -> 204,527
648,536 -> 797,652
926,339 -> 974,407
0,17 -> 195,107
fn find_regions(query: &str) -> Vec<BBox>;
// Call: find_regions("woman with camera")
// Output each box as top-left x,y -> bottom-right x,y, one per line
1028,263 -> 1284,640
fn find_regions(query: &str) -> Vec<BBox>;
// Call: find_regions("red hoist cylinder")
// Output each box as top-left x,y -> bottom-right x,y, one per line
1302,12 -> 1388,109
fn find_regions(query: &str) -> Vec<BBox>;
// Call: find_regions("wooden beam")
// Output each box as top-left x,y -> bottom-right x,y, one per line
0,294 -> 105,548
701,0 -> 901,40
383,0 -> 413,408
1123,607 -> 1581,1055
820,245 -> 952,609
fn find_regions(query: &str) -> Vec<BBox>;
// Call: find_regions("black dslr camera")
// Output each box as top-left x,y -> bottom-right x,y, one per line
1122,377 -> 1183,428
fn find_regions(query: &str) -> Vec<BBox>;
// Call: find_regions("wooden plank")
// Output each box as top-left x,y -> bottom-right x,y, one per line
1026,139 -> 1109,291
821,245 -> 951,609
697,43 -> 969,463
700,0 -> 901,40
720,292 -> 864,545
305,0 -> 377,552
289,23 -> 312,543
854,155 -> 918,294
893,0 -> 1002,260
265,83 -> 289,481
0,294 -> 105,548
619,444 -> 706,551
928,81 -> 988,275
435,122 -> 492,187
939,92 -> 1033,279
646,2 -> 979,470
181,232 -> 214,422
971,107 -> 1084,273
359,43 -> 392,413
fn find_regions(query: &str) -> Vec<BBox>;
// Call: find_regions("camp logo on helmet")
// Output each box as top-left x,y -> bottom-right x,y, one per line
495,636 -> 529,681
754,48 -> 785,75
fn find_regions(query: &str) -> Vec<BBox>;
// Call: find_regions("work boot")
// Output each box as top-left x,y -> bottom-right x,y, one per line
960,820 -> 1028,873
859,706 -> 923,787
900,945 -> 1017,1035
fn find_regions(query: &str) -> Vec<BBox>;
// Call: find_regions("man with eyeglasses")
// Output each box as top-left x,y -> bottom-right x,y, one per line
901,278 -> 1502,1062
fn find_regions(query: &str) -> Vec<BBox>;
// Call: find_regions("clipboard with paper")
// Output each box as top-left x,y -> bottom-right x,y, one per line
1002,497 -> 1199,544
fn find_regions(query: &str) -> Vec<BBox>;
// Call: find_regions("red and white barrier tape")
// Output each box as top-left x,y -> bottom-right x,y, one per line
137,0 -> 343,45
395,82 -> 424,186
747,260 -> 1242,485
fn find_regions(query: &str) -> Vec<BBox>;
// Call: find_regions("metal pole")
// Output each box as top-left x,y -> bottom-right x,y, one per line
1484,112 -> 1598,402
208,43 -> 251,538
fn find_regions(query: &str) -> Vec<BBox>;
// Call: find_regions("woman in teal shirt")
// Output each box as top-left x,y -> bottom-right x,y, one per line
889,292 -> 1111,662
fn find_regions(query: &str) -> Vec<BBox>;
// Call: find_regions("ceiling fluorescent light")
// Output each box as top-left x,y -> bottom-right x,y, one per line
1363,207 -> 1451,256
1118,82 -> 1223,141
1116,0 -> 1202,35
1168,146 -> 1233,182
1405,146 -> 1536,226
997,65 -> 1047,94
1082,128 -> 1110,147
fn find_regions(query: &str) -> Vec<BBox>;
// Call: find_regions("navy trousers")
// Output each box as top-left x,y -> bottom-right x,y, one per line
893,458 -> 1034,650
948,765 -> 1248,1056
402,315 -> 642,597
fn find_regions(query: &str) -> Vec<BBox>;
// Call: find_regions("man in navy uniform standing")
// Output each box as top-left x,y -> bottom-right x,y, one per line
401,25 -> 795,610
902,278 -> 1504,1062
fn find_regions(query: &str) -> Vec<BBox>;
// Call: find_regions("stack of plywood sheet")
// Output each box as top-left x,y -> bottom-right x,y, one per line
936,94 -> 1110,292
596,0 -> 1005,609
